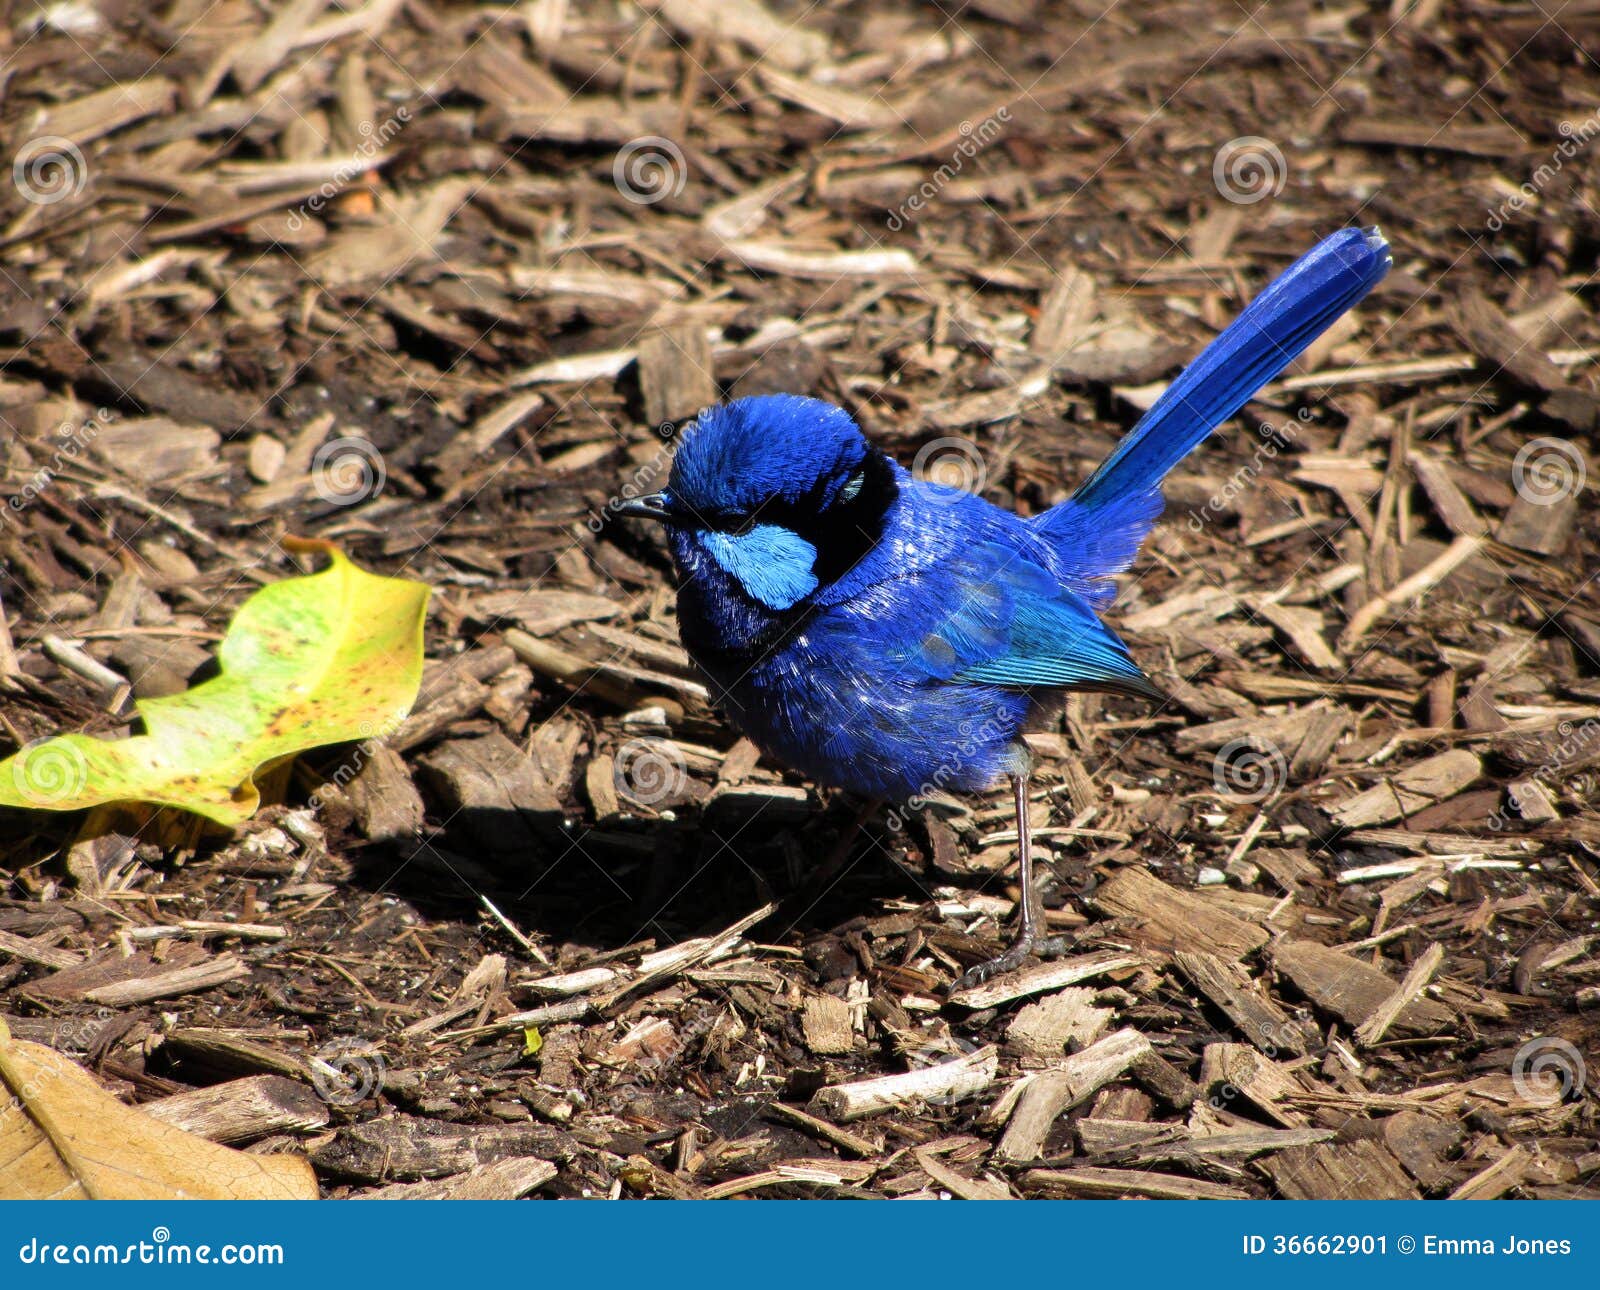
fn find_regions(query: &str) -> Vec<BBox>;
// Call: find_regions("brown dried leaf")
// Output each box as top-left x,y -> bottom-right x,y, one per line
0,1019 -> 317,1199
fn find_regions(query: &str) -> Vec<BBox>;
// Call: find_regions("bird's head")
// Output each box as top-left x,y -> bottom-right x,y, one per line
619,394 -> 898,611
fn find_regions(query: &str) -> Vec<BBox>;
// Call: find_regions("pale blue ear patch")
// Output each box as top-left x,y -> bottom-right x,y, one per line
704,525 -> 819,610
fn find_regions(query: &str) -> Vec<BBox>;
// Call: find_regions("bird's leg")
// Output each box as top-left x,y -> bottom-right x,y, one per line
953,771 -> 1039,991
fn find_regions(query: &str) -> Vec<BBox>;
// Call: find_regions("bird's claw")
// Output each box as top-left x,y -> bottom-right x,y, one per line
950,933 -> 1036,994
949,931 -> 1073,995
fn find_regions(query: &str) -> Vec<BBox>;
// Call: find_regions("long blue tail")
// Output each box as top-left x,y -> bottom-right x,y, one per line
1036,227 -> 1391,607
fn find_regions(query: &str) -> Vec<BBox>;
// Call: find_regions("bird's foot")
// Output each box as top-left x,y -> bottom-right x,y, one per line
1034,933 -> 1072,959
951,931 -> 1036,993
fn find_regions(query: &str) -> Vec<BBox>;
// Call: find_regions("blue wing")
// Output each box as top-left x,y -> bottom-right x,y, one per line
880,538 -> 1161,700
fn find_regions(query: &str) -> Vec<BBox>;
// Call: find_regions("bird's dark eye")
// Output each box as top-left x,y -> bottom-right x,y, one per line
724,512 -> 758,536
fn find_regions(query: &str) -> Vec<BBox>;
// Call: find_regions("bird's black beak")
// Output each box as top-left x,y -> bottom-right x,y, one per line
615,492 -> 672,523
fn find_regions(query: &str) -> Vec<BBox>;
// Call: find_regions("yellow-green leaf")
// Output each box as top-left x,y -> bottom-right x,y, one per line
0,541 -> 428,825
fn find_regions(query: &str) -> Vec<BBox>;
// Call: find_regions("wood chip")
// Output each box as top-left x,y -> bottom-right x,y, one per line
946,949 -> 1144,1009
1263,1139 -> 1421,1199
1328,749 -> 1483,828
1353,942 -> 1446,1047
311,1115 -> 575,1183
1176,951 -> 1306,1056
1018,1166 -> 1249,1200
356,1157 -> 557,1200
83,955 -> 251,1007
0,929 -> 83,972
1270,940 -> 1454,1037
142,1074 -> 329,1145
1005,987 -> 1111,1060
810,1045 -> 998,1123
1086,869 -> 1269,961
800,992 -> 855,1055
996,1028 -> 1152,1161
637,324 -> 716,427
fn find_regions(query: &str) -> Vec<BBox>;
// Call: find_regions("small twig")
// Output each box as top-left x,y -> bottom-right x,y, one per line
809,1045 -> 998,1123
765,1101 -> 882,1159
121,921 -> 288,943
1354,942 -> 1445,1048
480,895 -> 550,966
1339,533 -> 1484,649
42,635 -> 128,696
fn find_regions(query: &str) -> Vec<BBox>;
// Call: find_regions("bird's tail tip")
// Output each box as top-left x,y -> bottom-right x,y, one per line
1346,224 -> 1392,275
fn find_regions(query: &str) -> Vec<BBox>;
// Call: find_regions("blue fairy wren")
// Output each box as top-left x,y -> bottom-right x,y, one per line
619,228 -> 1390,988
